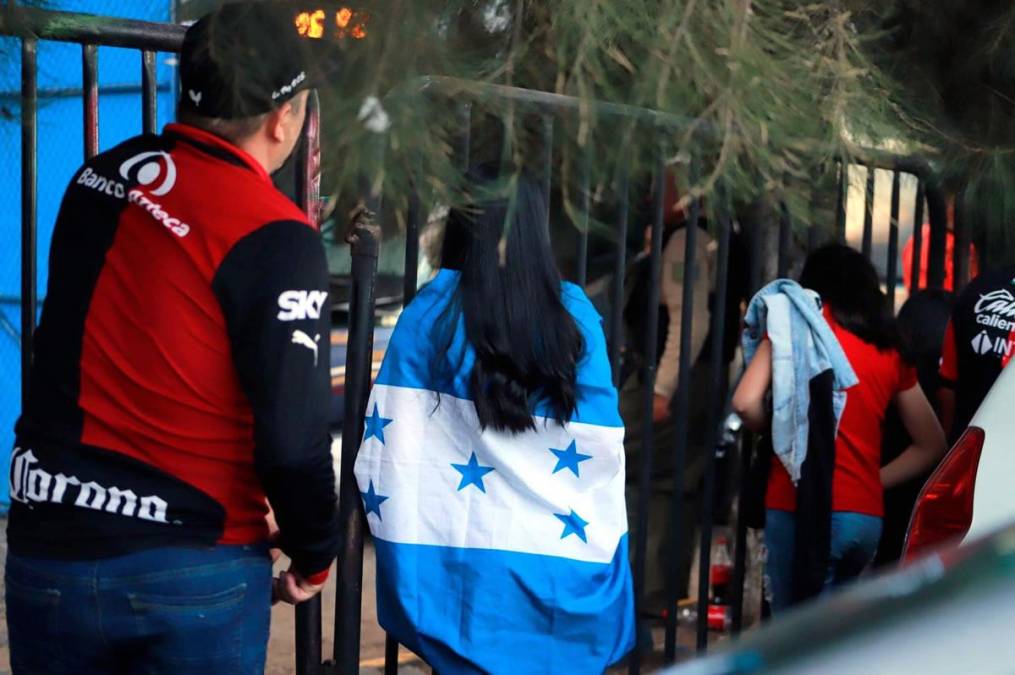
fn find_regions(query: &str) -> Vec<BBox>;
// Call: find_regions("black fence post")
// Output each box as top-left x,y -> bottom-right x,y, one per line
887,170 -> 901,312
293,90 -> 325,675
777,199 -> 791,279
21,37 -> 37,407
909,180 -> 925,294
834,161 -> 847,244
694,187 -> 731,653
576,148 -> 592,286
629,150 -> 667,675
861,165 -> 875,259
141,49 -> 157,134
953,186 -> 971,291
925,182 -> 948,291
333,218 -> 380,674
729,432 -> 753,636
663,158 -> 700,663
608,161 -> 630,386
82,44 -> 98,159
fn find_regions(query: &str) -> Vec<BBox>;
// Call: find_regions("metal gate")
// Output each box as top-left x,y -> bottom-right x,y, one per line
2,5 -> 959,675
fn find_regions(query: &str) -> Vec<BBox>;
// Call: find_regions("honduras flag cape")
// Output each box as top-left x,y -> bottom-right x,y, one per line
354,269 -> 635,674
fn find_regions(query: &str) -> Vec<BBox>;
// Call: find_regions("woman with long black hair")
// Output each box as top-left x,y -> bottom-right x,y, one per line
355,170 -> 635,673
733,243 -> 947,611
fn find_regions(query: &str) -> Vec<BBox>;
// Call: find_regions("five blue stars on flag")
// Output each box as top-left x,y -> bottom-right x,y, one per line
362,405 -> 592,545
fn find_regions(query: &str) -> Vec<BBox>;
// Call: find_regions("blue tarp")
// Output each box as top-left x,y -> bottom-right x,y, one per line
0,0 -> 176,506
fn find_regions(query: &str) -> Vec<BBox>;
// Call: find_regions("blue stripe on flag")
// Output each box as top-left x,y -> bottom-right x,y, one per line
376,269 -> 623,428
374,535 -> 636,674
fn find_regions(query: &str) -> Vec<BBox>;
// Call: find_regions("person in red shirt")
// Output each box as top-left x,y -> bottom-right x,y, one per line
901,195 -> 979,292
734,244 -> 946,611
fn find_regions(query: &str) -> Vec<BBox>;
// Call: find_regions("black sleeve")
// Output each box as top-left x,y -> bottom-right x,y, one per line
213,220 -> 339,576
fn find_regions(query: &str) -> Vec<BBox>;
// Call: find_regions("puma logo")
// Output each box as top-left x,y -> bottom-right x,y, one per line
291,329 -> 321,366
188,89 -> 203,107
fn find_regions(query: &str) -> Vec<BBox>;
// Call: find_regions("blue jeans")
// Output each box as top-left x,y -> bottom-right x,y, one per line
5,544 -> 272,674
764,509 -> 882,613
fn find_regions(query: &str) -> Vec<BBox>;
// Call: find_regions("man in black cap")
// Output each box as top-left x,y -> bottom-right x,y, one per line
6,3 -> 340,672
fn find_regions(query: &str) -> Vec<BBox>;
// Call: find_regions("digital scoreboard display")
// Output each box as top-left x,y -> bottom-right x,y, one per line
294,7 -> 369,40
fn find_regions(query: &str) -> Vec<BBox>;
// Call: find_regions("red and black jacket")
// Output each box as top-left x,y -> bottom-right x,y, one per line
9,123 -> 339,580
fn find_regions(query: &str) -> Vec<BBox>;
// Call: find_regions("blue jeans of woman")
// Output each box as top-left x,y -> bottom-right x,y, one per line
764,508 -> 882,613
5,544 -> 272,675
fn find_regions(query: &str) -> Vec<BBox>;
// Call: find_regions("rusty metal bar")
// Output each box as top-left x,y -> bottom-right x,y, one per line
608,163 -> 630,386
777,200 -> 791,278
887,171 -> 901,312
835,162 -> 846,243
926,183 -> 948,291
21,37 -> 37,407
575,149 -> 591,286
141,49 -> 157,134
953,188 -> 971,290
910,180 -> 925,293
862,165 -> 875,258
82,44 -> 98,159
0,6 -> 186,51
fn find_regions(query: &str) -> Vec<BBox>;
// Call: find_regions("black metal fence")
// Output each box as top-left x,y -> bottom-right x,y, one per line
1,6 -> 958,675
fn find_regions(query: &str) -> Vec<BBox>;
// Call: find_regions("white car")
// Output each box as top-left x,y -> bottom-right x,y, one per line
903,361 -> 1015,560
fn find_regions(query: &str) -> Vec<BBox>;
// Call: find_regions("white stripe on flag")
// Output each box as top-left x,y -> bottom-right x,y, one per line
354,384 -> 628,565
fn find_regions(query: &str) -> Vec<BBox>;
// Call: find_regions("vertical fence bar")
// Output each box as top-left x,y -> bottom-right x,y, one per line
403,187 -> 421,303
835,162 -> 847,244
608,162 -> 630,386
910,180 -> 925,293
862,165 -> 875,258
729,432 -> 753,636
334,138 -> 385,673
82,44 -> 98,159
663,158 -> 700,663
456,102 -> 472,171
694,188 -> 732,653
21,38 -> 37,407
777,200 -> 791,278
886,171 -> 901,313
295,600 -> 323,675
629,150 -> 667,675
575,149 -> 591,286
953,188 -> 971,290
926,183 -> 948,291
141,49 -> 157,134
384,638 -> 399,675
294,90 -> 323,675
540,115 -> 554,230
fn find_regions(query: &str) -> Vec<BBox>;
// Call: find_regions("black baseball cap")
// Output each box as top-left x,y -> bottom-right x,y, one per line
179,2 -> 321,120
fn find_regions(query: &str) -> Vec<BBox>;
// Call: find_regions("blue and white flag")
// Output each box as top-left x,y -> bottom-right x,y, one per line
354,269 -> 635,674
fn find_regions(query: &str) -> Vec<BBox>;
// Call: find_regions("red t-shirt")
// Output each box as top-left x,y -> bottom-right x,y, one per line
766,306 -> 917,517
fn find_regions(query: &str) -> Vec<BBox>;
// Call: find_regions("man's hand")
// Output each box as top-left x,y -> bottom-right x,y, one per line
653,394 -> 671,423
273,569 -> 326,605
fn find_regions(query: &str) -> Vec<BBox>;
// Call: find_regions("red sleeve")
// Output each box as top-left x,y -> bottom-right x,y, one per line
898,360 -> 918,393
939,320 -> 958,387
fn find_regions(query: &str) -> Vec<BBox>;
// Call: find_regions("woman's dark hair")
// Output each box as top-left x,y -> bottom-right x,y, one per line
438,169 -> 584,433
799,243 -> 901,351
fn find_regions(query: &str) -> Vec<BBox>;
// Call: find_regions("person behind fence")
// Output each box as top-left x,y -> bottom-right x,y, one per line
354,168 -> 635,673
733,244 -> 946,612
936,260 -> 1015,443
5,5 -> 341,673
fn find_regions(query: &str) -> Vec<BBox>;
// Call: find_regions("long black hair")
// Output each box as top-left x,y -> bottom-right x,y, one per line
438,170 -> 584,433
799,243 -> 901,351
